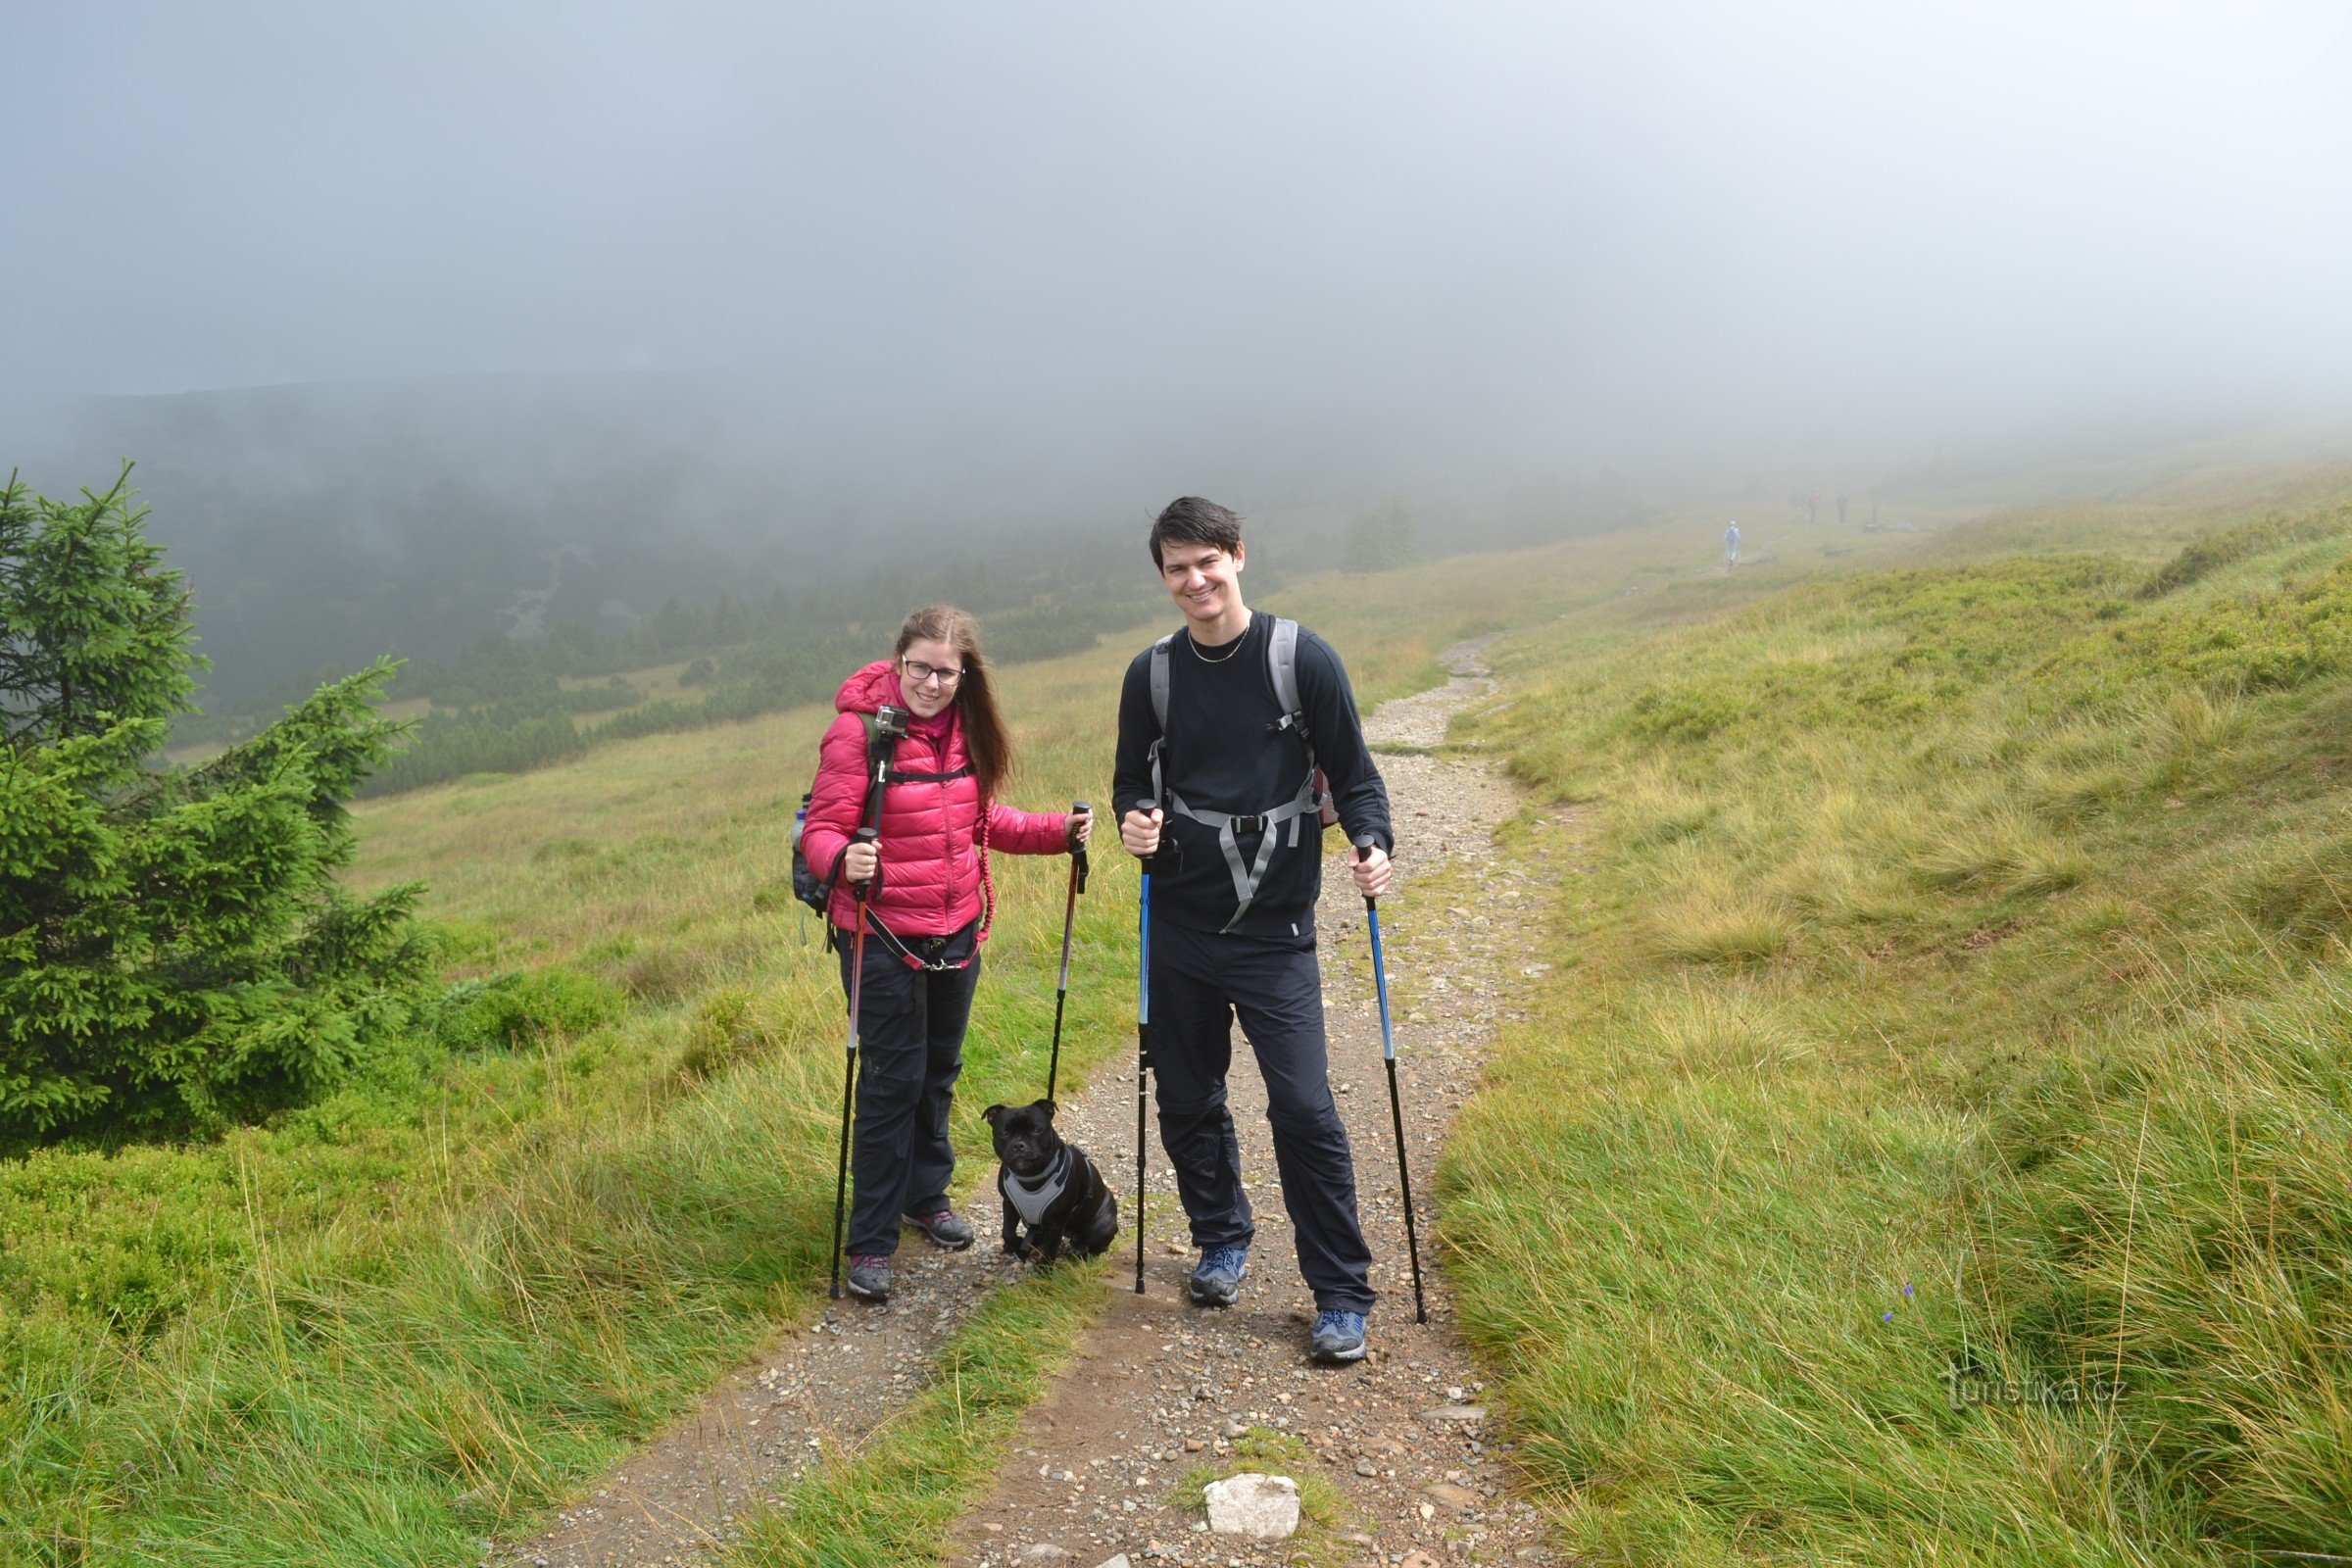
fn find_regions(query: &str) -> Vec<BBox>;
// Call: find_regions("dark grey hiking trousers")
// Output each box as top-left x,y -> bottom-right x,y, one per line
835,921 -> 981,1257
1148,916 -> 1377,1314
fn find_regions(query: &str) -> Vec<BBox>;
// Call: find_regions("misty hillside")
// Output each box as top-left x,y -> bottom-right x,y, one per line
20,372 -> 1676,713
24,374 -> 921,708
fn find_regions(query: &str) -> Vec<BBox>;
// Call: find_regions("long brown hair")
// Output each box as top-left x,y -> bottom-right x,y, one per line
896,604 -> 1011,802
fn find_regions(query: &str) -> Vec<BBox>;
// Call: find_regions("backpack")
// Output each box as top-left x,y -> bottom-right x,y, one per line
1145,616 -> 1338,933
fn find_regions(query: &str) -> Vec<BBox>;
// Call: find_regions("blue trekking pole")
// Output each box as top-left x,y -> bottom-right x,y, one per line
1134,833 -> 1152,1295
1358,841 -> 1429,1324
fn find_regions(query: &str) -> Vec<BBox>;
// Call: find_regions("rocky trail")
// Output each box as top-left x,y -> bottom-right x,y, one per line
495,635 -> 1564,1568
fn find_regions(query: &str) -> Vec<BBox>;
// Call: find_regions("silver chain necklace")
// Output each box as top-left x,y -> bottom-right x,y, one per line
1188,619 -> 1249,663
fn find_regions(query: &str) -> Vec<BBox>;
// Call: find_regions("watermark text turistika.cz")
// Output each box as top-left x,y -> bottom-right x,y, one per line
1944,1365 -> 2126,1410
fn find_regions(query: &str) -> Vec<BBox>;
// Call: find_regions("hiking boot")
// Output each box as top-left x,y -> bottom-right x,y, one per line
1189,1246 -> 1249,1307
845,1252 -> 892,1301
904,1206 -> 976,1250
1309,1308 -> 1368,1364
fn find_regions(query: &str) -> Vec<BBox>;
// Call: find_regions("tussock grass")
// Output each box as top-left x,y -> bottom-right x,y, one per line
1641,887 -> 1793,966
1910,804 -> 2090,896
2135,685 -> 2249,790
1443,482 -> 2352,1559
1629,981 -> 1815,1078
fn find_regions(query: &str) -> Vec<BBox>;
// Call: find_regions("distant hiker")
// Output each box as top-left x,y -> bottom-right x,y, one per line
800,605 -> 1093,1302
1725,521 -> 1740,569
1114,496 -> 1396,1365
1837,493 -> 1848,528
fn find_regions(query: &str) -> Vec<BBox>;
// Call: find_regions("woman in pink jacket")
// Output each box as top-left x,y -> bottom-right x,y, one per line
799,604 -> 1092,1302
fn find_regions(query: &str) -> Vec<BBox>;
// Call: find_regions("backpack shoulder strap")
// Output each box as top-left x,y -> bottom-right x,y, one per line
1267,616 -> 1336,832
806,712 -> 894,929
1267,617 -> 1305,729
1146,634 -> 1176,805
1149,634 -> 1174,732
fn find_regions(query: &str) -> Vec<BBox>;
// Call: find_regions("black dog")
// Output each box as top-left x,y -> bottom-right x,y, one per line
981,1100 -> 1119,1263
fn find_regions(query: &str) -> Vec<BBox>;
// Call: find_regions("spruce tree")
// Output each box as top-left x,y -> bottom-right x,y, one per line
0,466 -> 429,1147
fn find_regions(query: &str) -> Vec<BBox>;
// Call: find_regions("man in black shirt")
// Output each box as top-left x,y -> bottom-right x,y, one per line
1114,496 -> 1396,1364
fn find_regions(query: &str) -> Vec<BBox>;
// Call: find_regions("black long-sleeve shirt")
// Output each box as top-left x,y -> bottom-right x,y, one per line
1112,613 -> 1394,940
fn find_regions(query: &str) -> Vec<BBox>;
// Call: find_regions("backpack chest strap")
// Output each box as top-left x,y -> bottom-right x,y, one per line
885,763 -> 973,786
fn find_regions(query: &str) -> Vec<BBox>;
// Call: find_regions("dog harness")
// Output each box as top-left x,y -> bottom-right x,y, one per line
1000,1145 -> 1075,1228
1146,616 -> 1334,934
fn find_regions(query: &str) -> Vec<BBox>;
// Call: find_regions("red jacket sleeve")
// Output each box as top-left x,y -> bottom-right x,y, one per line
987,801 -> 1071,857
800,712 -> 872,882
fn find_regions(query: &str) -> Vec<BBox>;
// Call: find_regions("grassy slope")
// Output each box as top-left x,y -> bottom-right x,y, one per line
0,540 -> 1615,1565
1445,468 -> 2352,1562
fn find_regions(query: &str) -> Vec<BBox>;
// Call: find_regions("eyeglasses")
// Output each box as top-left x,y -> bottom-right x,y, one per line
902,658 -> 965,688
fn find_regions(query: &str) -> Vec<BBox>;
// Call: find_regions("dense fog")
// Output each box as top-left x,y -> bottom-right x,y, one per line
6,3 -> 2349,701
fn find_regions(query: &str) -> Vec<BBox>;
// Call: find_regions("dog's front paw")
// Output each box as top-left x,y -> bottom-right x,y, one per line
1002,1237 -> 1034,1260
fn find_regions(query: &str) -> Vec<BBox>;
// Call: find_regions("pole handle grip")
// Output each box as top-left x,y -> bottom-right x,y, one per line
853,825 -> 879,903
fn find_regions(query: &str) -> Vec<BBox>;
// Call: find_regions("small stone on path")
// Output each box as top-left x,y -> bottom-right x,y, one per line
1203,1472 -> 1300,1540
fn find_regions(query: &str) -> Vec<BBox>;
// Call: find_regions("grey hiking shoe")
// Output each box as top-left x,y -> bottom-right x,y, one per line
845,1252 -> 892,1301
1189,1246 -> 1249,1307
1309,1308 -> 1368,1364
903,1207 -> 975,1250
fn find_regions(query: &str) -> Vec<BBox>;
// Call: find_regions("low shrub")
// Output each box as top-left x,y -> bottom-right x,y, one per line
430,966 -> 625,1052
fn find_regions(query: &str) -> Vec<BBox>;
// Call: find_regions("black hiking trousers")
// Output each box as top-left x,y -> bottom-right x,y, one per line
835,919 -> 981,1258
1148,915 -> 1377,1315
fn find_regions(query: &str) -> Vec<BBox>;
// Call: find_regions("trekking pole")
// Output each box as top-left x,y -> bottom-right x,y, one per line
1045,801 -> 1091,1103
828,826 -> 879,1300
1135,831 -> 1153,1295
1358,841 -> 1429,1324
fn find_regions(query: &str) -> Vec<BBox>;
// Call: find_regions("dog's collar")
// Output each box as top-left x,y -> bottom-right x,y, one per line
1003,1145 -> 1073,1225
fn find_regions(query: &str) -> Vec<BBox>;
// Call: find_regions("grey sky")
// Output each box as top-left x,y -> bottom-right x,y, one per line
7,1 -> 2350,471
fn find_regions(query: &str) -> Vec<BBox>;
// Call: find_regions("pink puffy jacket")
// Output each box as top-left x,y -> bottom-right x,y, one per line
801,660 -> 1070,940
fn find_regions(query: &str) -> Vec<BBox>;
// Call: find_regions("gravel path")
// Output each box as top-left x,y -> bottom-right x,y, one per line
493,634 -> 1559,1568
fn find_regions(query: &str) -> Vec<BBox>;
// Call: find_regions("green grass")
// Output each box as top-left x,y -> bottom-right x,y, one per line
1441,493 -> 2352,1560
